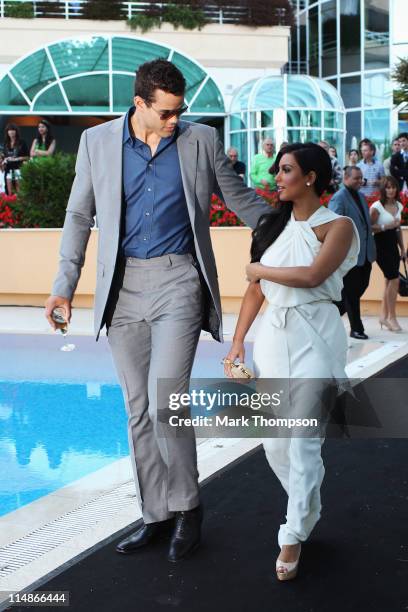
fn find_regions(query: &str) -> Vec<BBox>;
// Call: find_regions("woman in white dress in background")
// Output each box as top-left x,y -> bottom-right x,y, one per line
224,143 -> 360,581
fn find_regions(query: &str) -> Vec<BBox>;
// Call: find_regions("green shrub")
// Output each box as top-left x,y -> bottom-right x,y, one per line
162,4 -> 207,30
5,1 -> 34,18
127,3 -> 207,33
14,154 -> 76,228
127,13 -> 162,33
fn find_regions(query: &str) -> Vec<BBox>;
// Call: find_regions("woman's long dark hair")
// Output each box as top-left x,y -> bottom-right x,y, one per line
250,142 -> 332,263
4,123 -> 21,149
36,119 -> 54,149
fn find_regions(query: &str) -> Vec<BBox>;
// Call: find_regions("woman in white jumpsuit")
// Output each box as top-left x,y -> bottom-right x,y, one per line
224,143 -> 360,581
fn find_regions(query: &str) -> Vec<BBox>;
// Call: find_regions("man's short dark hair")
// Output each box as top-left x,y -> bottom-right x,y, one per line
398,132 -> 408,140
343,165 -> 362,178
359,139 -> 376,153
134,59 -> 186,104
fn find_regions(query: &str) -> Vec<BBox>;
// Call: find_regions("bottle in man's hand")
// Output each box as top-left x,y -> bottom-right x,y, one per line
51,307 -> 68,336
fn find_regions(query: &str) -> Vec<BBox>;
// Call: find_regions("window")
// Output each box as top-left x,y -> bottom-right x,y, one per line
324,111 -> 344,130
0,36 -> 225,116
341,75 -> 361,108
321,0 -> 337,77
309,6 -> 319,76
364,109 -> 390,145
346,110 -> 361,150
340,0 -> 361,73
363,73 -> 391,107
364,0 -> 389,70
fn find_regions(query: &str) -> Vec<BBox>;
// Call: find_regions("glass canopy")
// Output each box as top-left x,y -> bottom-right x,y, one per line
0,35 -> 225,116
229,74 -> 346,179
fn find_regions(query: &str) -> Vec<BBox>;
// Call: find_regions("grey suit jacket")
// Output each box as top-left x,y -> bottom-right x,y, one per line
52,117 -> 272,341
328,186 -> 375,266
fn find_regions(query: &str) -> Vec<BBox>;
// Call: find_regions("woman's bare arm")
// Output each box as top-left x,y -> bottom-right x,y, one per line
224,281 -> 264,377
35,140 -> 56,157
370,206 -> 399,234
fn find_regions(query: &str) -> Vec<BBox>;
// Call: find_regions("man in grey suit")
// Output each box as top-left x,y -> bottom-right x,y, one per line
45,60 -> 271,561
328,166 -> 376,340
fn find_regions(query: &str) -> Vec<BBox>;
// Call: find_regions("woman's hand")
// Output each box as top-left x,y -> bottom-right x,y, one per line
223,340 -> 245,378
401,252 -> 407,261
246,263 -> 262,282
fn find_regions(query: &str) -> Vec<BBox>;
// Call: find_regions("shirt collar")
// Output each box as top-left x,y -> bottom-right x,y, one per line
123,106 -> 136,145
123,105 -> 180,146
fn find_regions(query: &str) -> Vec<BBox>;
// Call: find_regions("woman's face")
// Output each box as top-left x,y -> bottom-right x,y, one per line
329,147 -> 336,158
385,183 -> 397,200
7,128 -> 16,140
349,151 -> 359,164
275,153 -> 313,201
38,123 -> 47,135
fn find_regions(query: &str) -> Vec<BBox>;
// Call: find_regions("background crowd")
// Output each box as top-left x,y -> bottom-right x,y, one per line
229,132 -> 408,337
1,119 -> 407,333
0,119 -> 56,195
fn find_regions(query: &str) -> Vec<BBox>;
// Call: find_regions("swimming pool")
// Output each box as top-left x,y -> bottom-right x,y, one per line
0,332 -> 244,517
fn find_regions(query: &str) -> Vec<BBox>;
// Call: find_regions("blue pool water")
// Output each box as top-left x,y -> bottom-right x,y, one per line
0,381 -> 127,516
0,332 -> 244,517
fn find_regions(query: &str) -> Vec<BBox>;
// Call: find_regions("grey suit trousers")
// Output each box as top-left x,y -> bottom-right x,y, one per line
107,253 -> 203,523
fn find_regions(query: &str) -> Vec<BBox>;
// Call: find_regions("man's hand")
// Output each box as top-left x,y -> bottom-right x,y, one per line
45,295 -> 72,331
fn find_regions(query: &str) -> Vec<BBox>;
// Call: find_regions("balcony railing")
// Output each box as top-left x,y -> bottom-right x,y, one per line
0,0 -> 291,25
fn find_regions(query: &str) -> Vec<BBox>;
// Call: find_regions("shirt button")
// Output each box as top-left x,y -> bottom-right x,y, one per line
143,237 -> 147,241
147,188 -> 152,192
145,212 -> 150,216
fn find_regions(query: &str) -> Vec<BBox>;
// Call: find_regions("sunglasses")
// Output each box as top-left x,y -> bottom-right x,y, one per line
149,103 -> 188,121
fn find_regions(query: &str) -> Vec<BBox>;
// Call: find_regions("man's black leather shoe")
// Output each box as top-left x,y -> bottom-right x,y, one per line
350,330 -> 368,340
116,519 -> 174,554
168,505 -> 203,562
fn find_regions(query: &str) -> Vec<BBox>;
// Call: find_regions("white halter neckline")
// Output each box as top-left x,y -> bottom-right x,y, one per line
290,206 -> 338,227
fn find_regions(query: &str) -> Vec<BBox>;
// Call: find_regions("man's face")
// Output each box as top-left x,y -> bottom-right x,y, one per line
228,149 -> 238,163
263,140 -> 274,155
392,140 -> 401,154
134,89 -> 186,138
399,136 -> 408,151
361,144 -> 373,160
344,169 -> 363,190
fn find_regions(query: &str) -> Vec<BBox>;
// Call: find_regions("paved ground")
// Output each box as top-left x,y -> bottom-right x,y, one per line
1,304 -> 408,341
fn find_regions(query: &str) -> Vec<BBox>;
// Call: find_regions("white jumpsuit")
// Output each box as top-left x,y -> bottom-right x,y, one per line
253,206 -> 360,547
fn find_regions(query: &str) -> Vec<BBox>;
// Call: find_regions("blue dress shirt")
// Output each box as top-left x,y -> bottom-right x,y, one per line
121,107 -> 194,258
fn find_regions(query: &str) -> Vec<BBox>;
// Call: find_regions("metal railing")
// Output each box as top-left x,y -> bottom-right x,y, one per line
0,0 -> 290,25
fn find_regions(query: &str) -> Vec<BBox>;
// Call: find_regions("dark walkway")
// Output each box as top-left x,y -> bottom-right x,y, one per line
19,358 -> 408,612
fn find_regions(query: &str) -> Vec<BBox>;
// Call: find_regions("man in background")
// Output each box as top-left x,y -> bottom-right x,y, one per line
227,147 -> 246,180
357,141 -> 385,198
383,138 -> 401,176
391,132 -> 408,192
250,138 -> 276,190
318,140 -> 342,192
328,166 -> 376,340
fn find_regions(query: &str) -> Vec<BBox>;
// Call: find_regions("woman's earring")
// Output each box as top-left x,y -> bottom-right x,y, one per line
306,182 -> 311,186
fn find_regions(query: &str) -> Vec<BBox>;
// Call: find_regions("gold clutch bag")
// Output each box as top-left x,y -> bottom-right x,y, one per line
222,360 -> 255,379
